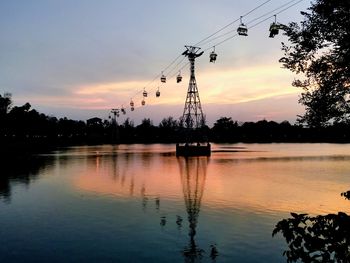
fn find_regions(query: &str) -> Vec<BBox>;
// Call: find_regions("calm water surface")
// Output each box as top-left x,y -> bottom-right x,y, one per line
1,143 -> 350,262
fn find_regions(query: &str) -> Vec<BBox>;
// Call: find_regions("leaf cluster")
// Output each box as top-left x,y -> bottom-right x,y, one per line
273,190 -> 350,262
280,0 -> 350,127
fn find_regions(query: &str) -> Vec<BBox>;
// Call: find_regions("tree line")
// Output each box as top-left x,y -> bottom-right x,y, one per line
2,93 -> 350,152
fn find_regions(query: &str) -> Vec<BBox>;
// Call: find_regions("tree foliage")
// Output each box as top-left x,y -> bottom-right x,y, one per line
280,0 -> 350,127
273,191 -> 350,262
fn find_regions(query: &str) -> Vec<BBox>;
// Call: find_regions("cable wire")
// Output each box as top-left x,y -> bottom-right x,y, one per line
202,0 -> 305,52
194,0 -> 272,46
112,0 -> 306,117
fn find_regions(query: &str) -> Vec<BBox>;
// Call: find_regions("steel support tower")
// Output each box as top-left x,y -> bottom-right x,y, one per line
176,46 -> 210,156
181,46 -> 205,132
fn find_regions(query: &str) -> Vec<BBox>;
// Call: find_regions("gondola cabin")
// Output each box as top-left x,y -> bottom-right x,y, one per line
160,74 -> 166,83
209,51 -> 217,63
237,23 -> 248,36
176,73 -> 182,83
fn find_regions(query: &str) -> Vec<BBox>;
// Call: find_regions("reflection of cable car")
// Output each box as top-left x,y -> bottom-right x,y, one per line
130,100 -> 134,107
143,88 -> 148,97
177,71 -> 182,83
141,99 -> 146,106
161,71 -> 166,83
237,16 -> 248,36
156,87 -> 160,97
209,47 -> 217,63
269,15 -> 279,38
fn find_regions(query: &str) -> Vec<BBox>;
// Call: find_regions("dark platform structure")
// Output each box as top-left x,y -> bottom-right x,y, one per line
176,143 -> 211,157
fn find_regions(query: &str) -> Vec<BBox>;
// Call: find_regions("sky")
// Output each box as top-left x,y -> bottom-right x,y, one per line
0,0 -> 312,126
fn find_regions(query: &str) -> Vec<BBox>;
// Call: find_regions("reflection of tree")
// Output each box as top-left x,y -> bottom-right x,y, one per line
273,191 -> 350,262
0,157 -> 53,202
178,157 -> 217,262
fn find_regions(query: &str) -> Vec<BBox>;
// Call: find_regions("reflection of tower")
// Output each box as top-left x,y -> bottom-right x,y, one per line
178,157 -> 209,262
110,109 -> 120,143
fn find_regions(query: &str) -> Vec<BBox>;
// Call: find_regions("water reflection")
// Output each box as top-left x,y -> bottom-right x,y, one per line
5,144 -> 350,262
177,157 -> 218,262
0,157 -> 53,202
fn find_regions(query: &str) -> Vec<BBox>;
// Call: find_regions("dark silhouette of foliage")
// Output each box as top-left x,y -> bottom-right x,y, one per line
135,118 -> 158,143
341,191 -> 350,201
0,156 -> 54,202
280,0 -> 350,127
2,94 -> 350,148
158,116 -> 179,142
273,191 -> 350,262
212,117 -> 238,142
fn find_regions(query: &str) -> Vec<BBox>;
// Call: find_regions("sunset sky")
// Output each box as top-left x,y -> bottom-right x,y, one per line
0,0 -> 311,125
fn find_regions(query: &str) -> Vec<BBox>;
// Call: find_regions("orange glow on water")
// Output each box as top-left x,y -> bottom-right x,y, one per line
72,144 -> 350,216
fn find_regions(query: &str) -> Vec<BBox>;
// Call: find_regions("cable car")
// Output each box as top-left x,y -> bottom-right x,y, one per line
143,88 -> 148,97
141,99 -> 146,106
176,71 -> 182,83
210,47 -> 217,63
269,16 -> 279,38
121,107 -> 126,115
131,106 -> 135,111
237,16 -> 248,36
156,87 -> 160,97
160,72 -> 166,83
130,100 -> 134,107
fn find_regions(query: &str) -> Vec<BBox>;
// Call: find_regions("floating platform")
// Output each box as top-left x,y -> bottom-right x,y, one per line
176,143 -> 211,157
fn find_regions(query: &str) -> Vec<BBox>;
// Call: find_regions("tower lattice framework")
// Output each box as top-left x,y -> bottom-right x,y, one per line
181,46 -> 205,131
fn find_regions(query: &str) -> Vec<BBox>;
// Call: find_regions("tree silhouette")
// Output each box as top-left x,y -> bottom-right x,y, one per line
212,117 -> 238,142
280,0 -> 350,127
0,92 -> 12,116
273,191 -> 350,262
158,116 -> 179,142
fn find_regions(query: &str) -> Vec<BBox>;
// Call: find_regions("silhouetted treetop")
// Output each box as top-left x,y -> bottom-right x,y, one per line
0,93 -> 12,116
281,0 -> 350,127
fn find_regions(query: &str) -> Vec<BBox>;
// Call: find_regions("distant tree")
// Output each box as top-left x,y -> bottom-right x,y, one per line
122,118 -> 134,129
159,116 -> 179,142
280,0 -> 350,127
139,118 -> 153,128
119,118 -> 135,142
136,118 -> 157,142
213,117 -> 237,131
0,92 -> 12,115
159,116 -> 178,130
212,117 -> 238,141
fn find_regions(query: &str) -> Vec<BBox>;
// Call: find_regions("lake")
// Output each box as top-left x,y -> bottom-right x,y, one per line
1,143 -> 350,262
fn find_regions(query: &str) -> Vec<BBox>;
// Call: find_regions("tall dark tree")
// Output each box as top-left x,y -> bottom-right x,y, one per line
212,117 -> 237,140
280,0 -> 350,127
0,93 -> 12,116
